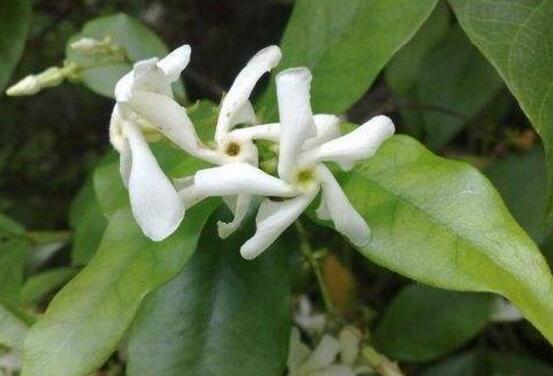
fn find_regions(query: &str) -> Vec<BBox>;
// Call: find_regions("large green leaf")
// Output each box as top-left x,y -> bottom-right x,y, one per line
21,204 -> 217,376
485,148 -> 551,247
373,284 -> 493,362
258,0 -> 439,119
67,13 -> 184,99
127,219 -> 291,376
21,267 -> 78,306
394,25 -> 503,148
449,0 -> 553,217
0,0 -> 31,92
0,303 -> 28,351
421,352 -> 477,376
330,135 -> 553,342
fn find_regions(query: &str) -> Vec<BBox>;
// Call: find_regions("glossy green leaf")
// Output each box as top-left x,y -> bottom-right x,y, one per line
449,0 -> 553,218
69,177 -> 107,265
67,13 -> 184,99
21,267 -> 77,306
0,0 -> 31,92
485,148 -> 551,246
385,1 -> 451,95
330,135 -> 553,343
0,303 -> 28,351
258,0 -> 439,119
421,352 -> 477,376
127,219 -> 291,376
396,25 -> 503,148
21,204 -> 217,376
373,284 -> 493,362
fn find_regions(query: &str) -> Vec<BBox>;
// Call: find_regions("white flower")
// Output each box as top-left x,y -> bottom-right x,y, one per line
194,68 -> 395,259
293,295 -> 327,335
287,326 -> 365,376
174,46 -> 283,239
109,45 -> 204,241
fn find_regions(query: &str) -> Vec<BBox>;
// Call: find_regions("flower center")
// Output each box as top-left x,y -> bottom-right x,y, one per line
293,167 -> 318,193
225,142 -> 241,156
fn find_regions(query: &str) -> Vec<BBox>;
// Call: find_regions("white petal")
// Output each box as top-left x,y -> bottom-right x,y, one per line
317,165 -> 370,247
217,194 -> 251,239
228,123 -> 280,143
489,297 -> 523,322
301,334 -> 340,371
109,105 -> 126,153
215,46 -> 281,141
339,326 -> 362,366
304,114 -> 341,149
129,91 -> 219,163
287,327 -> 311,372
177,183 -> 208,210
316,365 -> 356,376
157,45 -> 191,81
231,100 -> 258,126
119,138 -> 132,188
240,190 -> 317,260
123,121 -> 185,241
276,68 -> 317,181
194,163 -> 294,197
305,115 -> 394,170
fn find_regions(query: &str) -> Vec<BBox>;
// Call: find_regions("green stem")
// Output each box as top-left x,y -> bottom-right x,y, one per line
362,347 -> 404,376
295,222 -> 335,317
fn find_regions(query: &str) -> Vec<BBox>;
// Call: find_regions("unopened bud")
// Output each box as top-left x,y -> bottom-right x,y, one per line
70,37 -> 104,54
6,67 -> 67,97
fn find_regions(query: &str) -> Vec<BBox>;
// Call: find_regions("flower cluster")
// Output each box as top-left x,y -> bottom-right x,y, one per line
109,45 -> 395,259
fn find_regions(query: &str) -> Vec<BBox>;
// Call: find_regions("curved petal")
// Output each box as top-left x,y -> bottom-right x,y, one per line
316,165 -> 370,247
301,334 -> 340,372
304,115 -> 394,170
157,45 -> 191,81
276,68 -> 317,181
194,163 -> 294,197
228,123 -> 280,143
119,138 -> 132,188
240,190 -> 317,260
217,193 -> 251,238
123,121 -> 185,241
177,183 -> 209,210
129,91 -> 219,163
215,45 -> 281,141
305,114 -> 341,149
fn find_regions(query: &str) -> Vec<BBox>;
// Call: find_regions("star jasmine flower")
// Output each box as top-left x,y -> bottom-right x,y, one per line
287,326 -> 367,376
174,45 -> 284,238
195,67 -> 395,259
109,45 -> 209,241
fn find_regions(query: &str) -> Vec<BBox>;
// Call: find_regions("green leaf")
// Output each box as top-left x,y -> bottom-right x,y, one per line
0,303 -> 29,351
21,267 -> 77,306
69,176 -> 108,265
485,148 -> 551,246
0,0 -> 31,92
332,135 -> 553,343
67,13 -> 184,99
258,0 -> 439,119
487,352 -> 553,375
0,214 -> 29,304
373,284 -> 493,362
127,219 -> 291,376
385,1 -> 451,95
449,0 -> 553,218
21,204 -> 218,376
421,352 -> 477,376
396,25 -> 503,148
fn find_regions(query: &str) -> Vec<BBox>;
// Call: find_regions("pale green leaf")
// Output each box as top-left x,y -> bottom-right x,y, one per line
21,267 -> 78,306
331,135 -> 553,343
0,303 -> 28,351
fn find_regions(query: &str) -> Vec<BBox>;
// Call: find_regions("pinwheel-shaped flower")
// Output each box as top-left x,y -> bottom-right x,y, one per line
109,45 -> 204,241
195,68 -> 395,259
